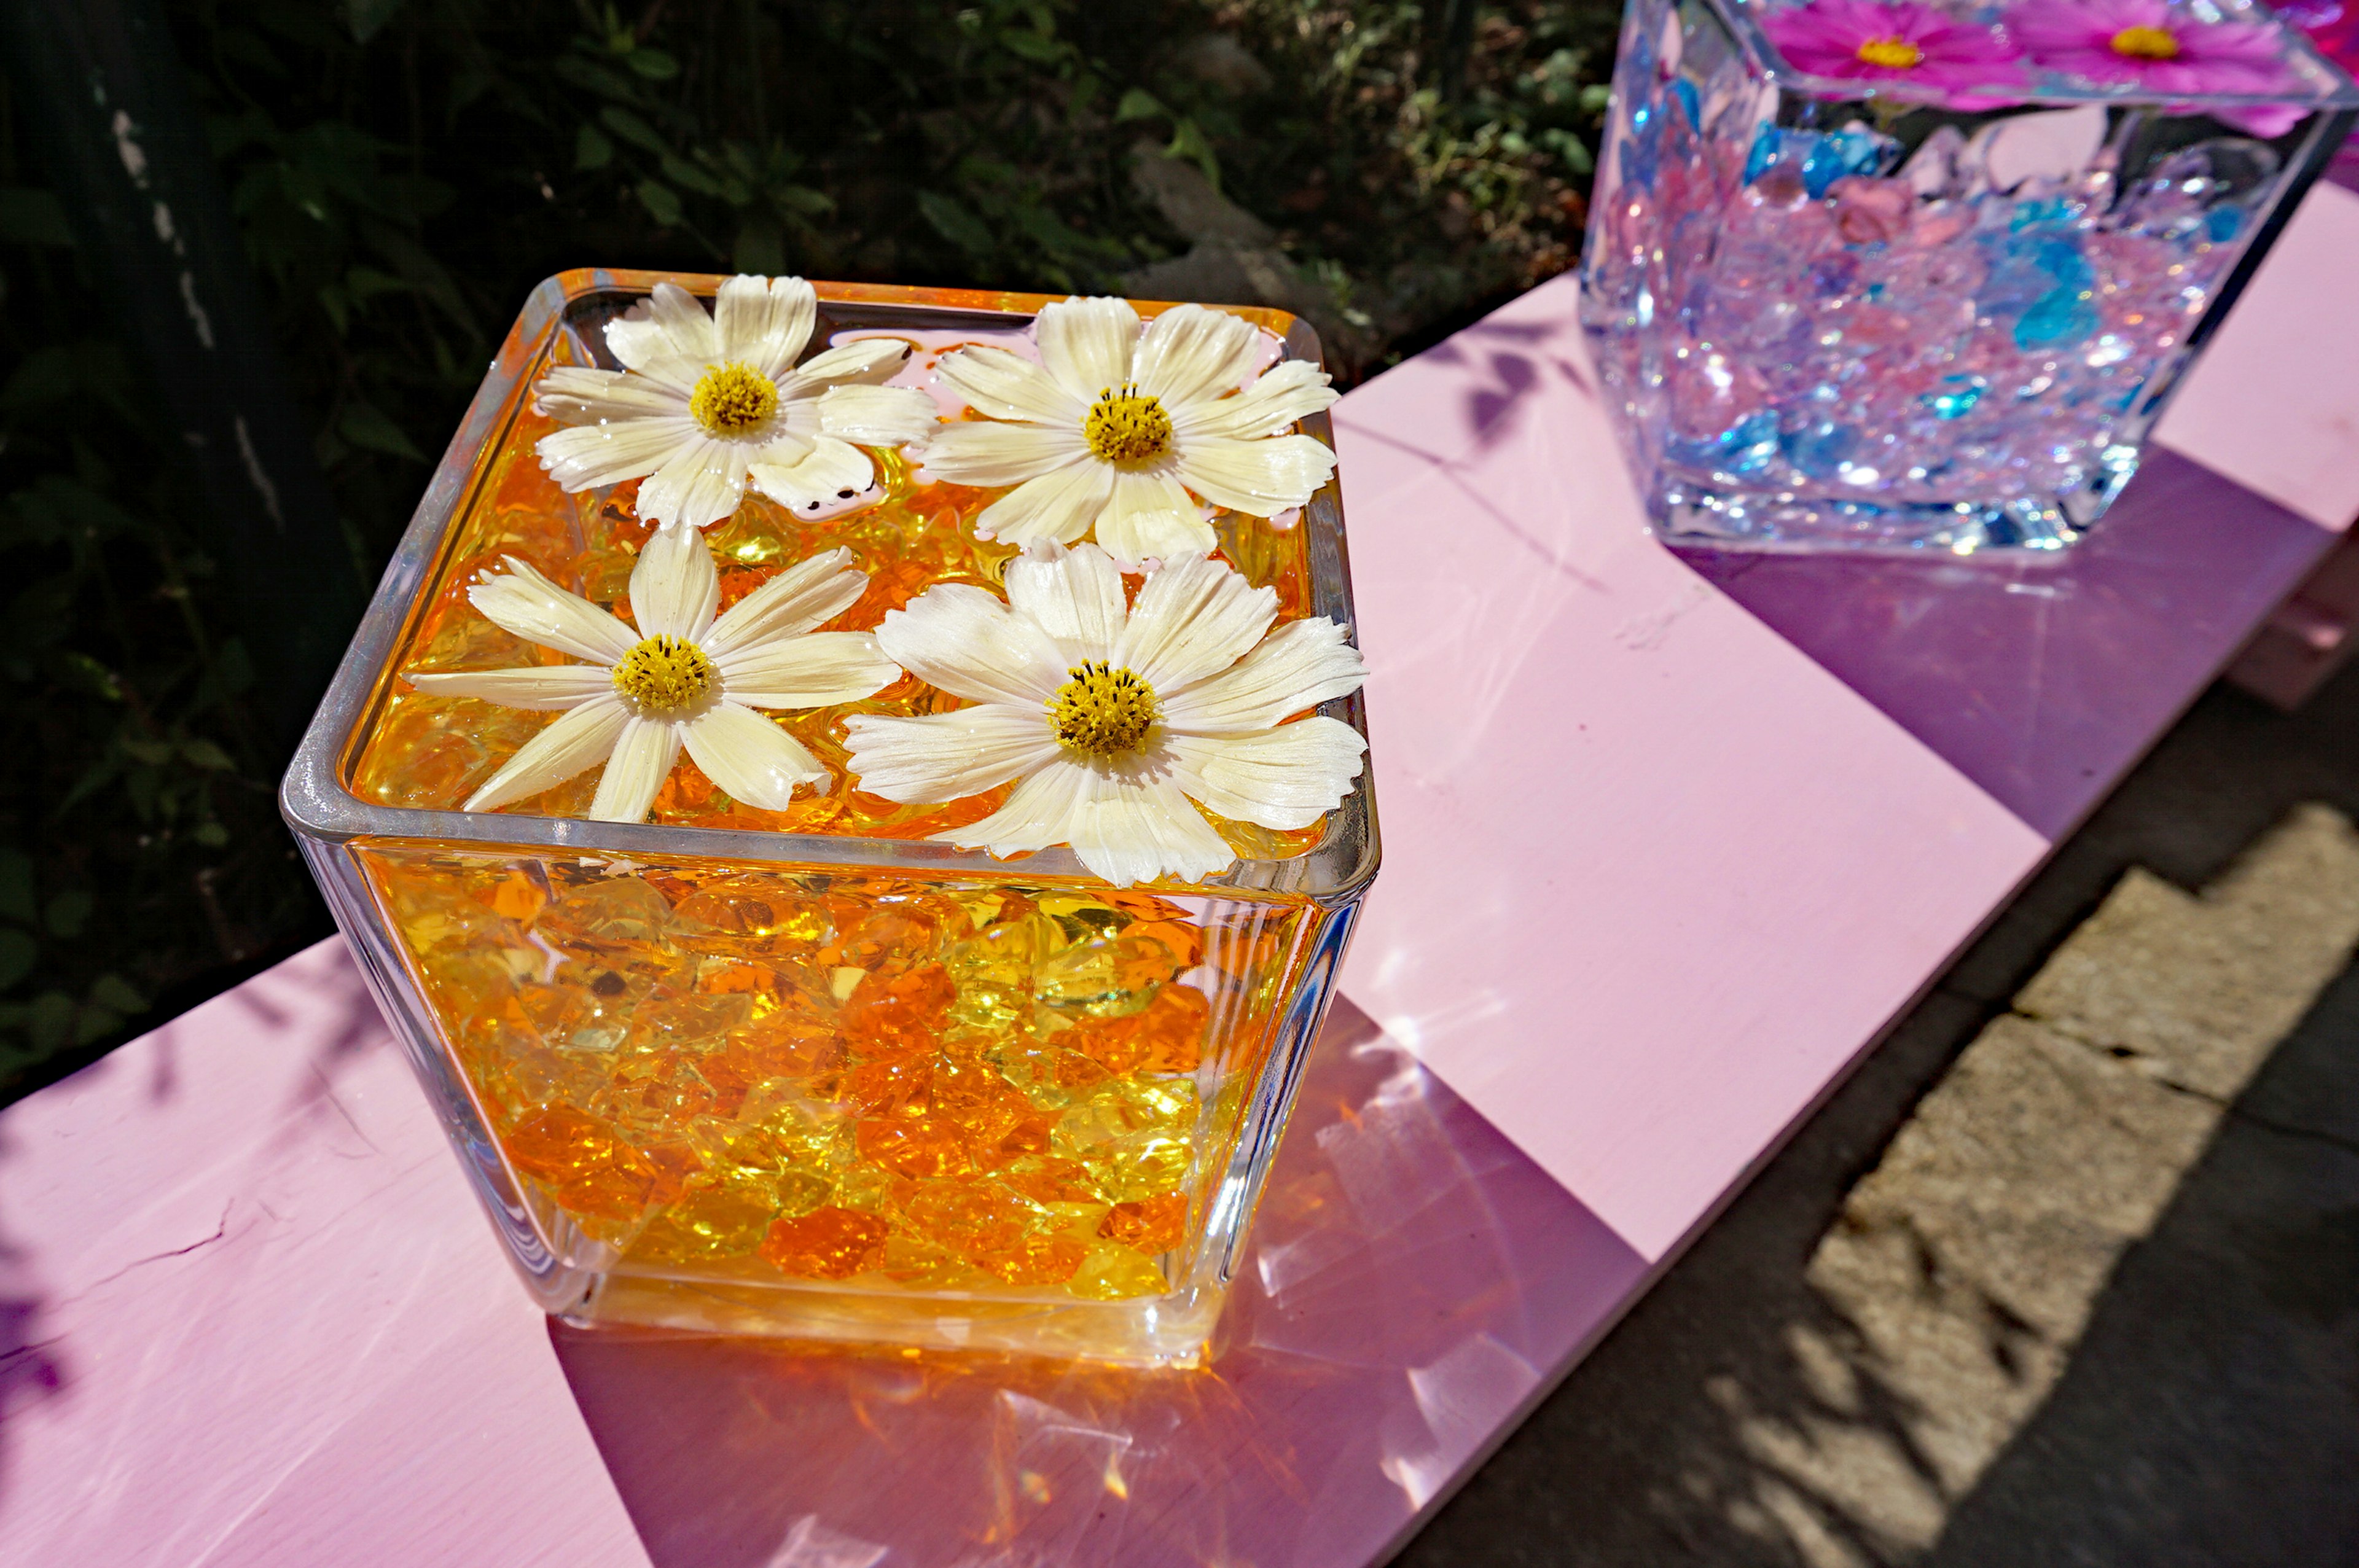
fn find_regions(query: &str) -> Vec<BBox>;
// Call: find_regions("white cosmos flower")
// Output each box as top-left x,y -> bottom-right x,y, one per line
921,298 -> 1340,569
408,525 -> 901,822
533,275 -> 938,530
843,542 -> 1367,888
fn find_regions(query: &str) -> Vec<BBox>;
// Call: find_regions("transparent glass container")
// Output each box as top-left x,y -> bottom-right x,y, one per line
280,271 -> 1378,1367
1581,0 -> 2359,556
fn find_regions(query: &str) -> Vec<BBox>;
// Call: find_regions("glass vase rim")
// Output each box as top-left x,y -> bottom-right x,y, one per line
279,268 -> 1381,906
1711,0 -> 2359,114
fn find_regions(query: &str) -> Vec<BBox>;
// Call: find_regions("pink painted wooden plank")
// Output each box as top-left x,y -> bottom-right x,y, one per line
1330,275 -> 2048,1263
0,942 -> 1641,1567
0,942 -> 651,1568
2153,182 -> 2359,534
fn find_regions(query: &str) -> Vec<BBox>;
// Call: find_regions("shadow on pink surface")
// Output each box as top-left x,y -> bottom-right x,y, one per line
550,1000 -> 1648,1568
1684,448 -> 2334,840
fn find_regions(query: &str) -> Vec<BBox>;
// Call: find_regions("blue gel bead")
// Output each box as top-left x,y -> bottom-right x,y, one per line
1670,78 -> 1701,131
1784,418 -> 1858,478
1920,375 -> 1986,419
1719,411 -> 1781,474
2014,287 -> 2100,349
2207,205 -> 2244,242
1745,125 -> 1782,184
1801,141 -> 1845,198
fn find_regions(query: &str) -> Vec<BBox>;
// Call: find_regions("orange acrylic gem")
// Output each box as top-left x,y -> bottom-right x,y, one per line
759,1206 -> 891,1280
1098,1193 -> 1189,1255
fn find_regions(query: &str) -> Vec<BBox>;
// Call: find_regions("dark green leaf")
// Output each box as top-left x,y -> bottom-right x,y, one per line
1114,89 -> 1167,123
917,191 -> 995,257
660,155 -> 724,198
575,124 -> 614,171
734,216 -> 784,276
636,179 -> 684,227
25,992 -> 72,1053
0,851 -> 33,925
45,889 -> 92,940
181,739 -> 235,771
345,0 -> 404,44
88,973 -> 147,1014
625,48 -> 679,80
0,931 -> 34,993
999,29 -> 1062,63
340,404 -> 427,461
600,106 -> 670,155
554,55 -> 638,101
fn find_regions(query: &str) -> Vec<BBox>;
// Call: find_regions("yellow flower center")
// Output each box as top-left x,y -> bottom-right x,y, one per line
611,634 -> 717,715
1049,661 -> 1158,757
1082,384 -> 1173,464
688,361 -> 778,435
2110,24 -> 2181,60
1854,34 -> 1924,69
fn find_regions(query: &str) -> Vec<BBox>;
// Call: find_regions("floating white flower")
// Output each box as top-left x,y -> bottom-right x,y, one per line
921,298 -> 1340,569
409,525 -> 900,822
533,275 -> 938,529
843,543 -> 1366,887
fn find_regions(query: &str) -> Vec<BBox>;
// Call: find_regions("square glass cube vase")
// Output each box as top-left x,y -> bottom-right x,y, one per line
279,271 -> 1379,1367
1581,0 -> 2359,556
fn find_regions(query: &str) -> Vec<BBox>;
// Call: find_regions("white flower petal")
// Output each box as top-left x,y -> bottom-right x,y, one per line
1173,432 -> 1337,517
713,275 -> 815,378
923,421 -> 1090,487
1003,542 -> 1125,662
606,282 -> 721,372
843,706 -> 1062,802
944,757 -> 1232,887
536,416 -> 701,492
1114,552 -> 1278,692
629,520 -> 721,641
464,696 -> 630,812
974,462 -> 1113,548
715,631 -> 900,708
533,366 -> 690,423
937,754 -> 1092,854
815,383 -> 938,449
635,434 -> 753,530
680,701 -> 826,809
1159,615 -> 1367,735
935,345 -> 1085,426
1173,359 -> 1339,442
469,558 -> 639,665
748,438 -> 875,513
703,548 -> 867,655
875,584 -> 1068,705
588,716 -> 681,822
1166,718 -> 1366,830
791,339 -> 915,390
406,665 -> 616,711
1065,765 -> 1235,887
1094,467 -> 1214,569
1034,295 -> 1140,401
1133,304 -> 1266,410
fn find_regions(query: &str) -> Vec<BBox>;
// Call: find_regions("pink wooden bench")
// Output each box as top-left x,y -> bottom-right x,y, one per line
6,181 -> 2357,1567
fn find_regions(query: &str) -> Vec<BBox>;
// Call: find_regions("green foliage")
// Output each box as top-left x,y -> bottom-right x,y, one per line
0,0 -> 1616,1097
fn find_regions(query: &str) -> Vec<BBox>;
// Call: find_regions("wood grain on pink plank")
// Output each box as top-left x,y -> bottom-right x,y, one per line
1332,271 -> 2049,1263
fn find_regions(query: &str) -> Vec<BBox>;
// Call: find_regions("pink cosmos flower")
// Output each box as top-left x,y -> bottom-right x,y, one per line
2009,0 -> 2314,138
1763,0 -> 2029,106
